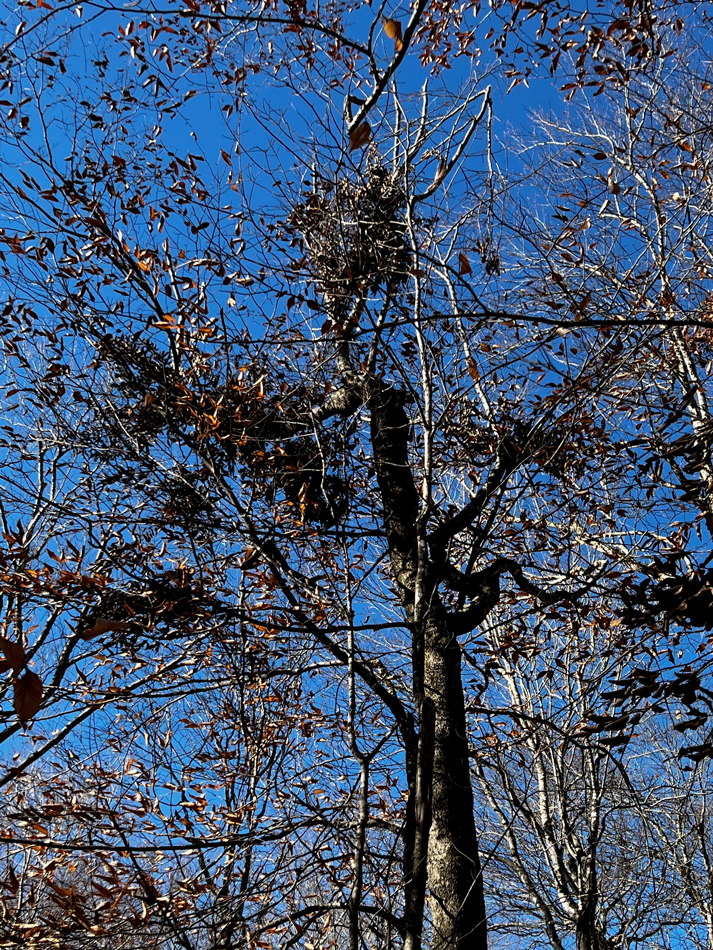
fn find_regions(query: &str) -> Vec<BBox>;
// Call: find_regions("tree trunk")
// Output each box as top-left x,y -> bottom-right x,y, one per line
368,380 -> 488,949
576,914 -> 594,950
576,904 -> 609,950
404,698 -> 435,950
425,606 -> 487,949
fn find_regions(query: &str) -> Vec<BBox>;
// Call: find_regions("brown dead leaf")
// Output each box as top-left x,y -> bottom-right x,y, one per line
466,358 -> 480,382
383,18 -> 403,51
458,252 -> 472,276
241,548 -> 262,570
598,733 -> 630,747
348,122 -> 371,152
6,865 -> 18,895
14,671 -> 43,724
81,618 -> 132,640
0,637 -> 25,673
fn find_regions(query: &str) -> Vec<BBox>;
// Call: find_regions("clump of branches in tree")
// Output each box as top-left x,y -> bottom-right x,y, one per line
3,0 -> 713,949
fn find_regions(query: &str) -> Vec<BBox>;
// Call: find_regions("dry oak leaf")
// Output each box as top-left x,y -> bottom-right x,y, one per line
349,122 -> 371,152
458,252 -> 472,276
0,637 -> 25,673
241,547 -> 262,570
14,670 -> 43,724
599,733 -> 630,747
383,17 -> 403,51
81,618 -> 132,641
466,357 -> 480,382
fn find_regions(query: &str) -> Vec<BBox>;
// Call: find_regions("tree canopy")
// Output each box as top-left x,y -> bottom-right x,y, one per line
3,0 -> 713,948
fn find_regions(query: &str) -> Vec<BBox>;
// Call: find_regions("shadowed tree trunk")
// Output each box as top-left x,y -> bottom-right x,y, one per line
369,380 -> 488,949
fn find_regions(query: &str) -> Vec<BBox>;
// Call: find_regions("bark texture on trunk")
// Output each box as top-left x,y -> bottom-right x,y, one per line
403,698 -> 435,950
425,606 -> 487,950
575,912 -> 610,950
368,380 -> 488,950
575,869 -> 609,950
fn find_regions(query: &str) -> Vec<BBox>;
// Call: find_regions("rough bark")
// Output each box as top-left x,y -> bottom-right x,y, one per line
425,603 -> 487,950
575,910 -> 610,950
368,379 -> 488,949
404,698 -> 435,950
575,862 -> 609,950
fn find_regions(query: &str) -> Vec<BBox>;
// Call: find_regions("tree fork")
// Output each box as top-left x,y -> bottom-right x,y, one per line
368,380 -> 487,948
